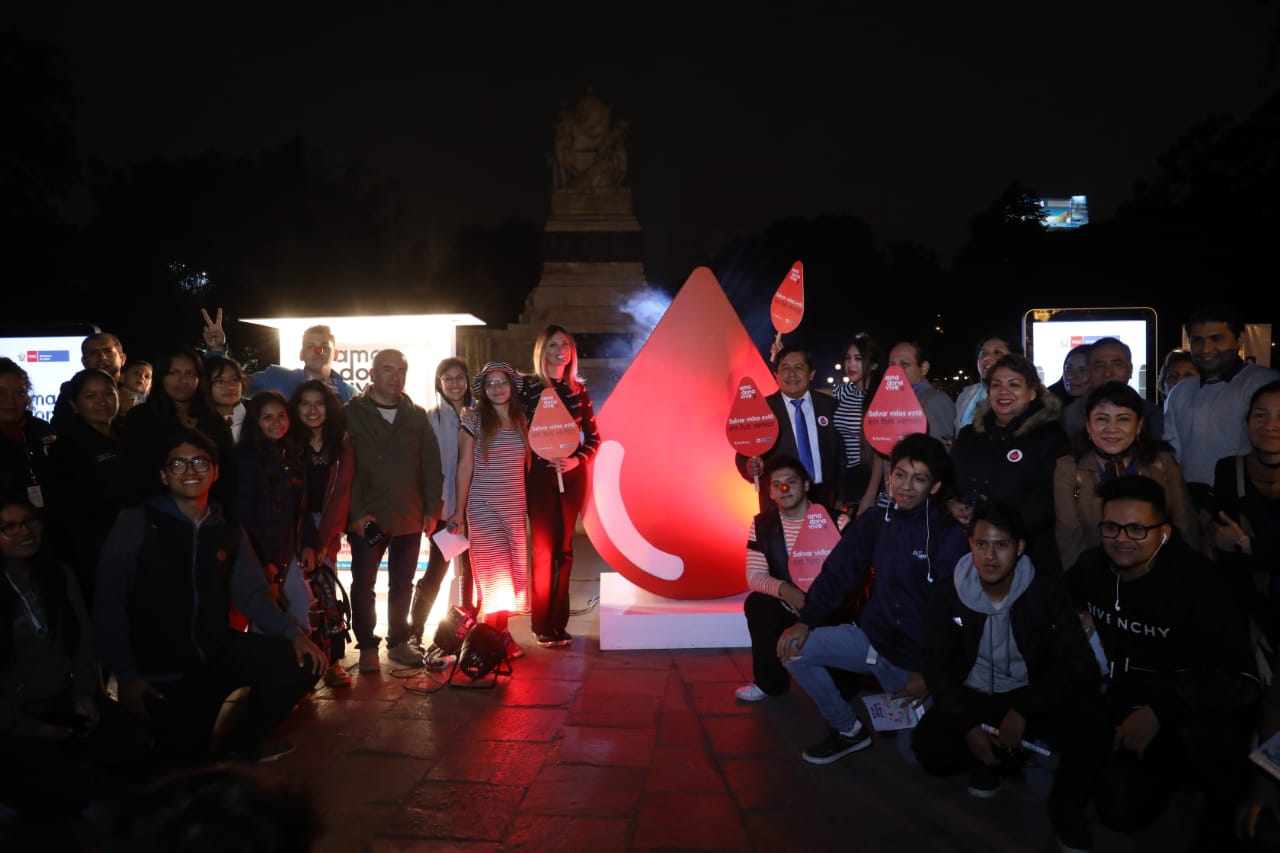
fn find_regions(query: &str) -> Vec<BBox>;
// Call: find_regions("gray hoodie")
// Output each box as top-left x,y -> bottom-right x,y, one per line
954,552 -> 1035,695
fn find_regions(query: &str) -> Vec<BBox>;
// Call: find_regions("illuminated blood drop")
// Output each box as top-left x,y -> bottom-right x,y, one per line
584,267 -> 775,599
863,365 -> 928,457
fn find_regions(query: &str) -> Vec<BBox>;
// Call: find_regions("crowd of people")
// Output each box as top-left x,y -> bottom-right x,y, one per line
5,299 -> 1279,849
735,304 -> 1280,850
0,314 -> 599,845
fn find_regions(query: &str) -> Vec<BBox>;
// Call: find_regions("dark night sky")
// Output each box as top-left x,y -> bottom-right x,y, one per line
6,4 -> 1278,291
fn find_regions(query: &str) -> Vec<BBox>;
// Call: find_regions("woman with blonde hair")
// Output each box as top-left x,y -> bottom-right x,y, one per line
521,326 -> 600,648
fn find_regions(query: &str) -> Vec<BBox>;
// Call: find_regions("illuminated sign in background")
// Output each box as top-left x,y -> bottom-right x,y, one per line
0,335 -> 83,421
1039,195 -> 1089,229
243,314 -> 483,626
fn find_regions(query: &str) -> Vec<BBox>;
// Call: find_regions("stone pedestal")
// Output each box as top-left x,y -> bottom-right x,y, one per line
598,572 -> 750,650
459,188 -> 648,403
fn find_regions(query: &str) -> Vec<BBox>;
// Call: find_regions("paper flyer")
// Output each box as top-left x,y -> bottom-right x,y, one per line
431,528 -> 471,562
862,692 -> 926,732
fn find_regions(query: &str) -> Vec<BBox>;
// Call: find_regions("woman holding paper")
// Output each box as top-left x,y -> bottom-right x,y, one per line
408,358 -> 475,657
288,380 -> 355,687
522,326 -> 601,648
449,362 -> 529,659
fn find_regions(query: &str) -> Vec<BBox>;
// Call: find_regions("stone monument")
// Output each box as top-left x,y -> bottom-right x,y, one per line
459,92 -> 649,402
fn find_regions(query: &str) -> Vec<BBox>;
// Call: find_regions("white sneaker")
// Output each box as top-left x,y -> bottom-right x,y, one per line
387,643 -> 425,667
735,683 -> 769,702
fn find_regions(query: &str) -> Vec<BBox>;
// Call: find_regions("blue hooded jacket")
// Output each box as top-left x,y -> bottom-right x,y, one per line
798,497 -> 967,672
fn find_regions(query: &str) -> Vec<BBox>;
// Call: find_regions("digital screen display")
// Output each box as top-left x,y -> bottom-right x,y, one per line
1024,308 -> 1157,400
0,334 -> 87,421
1039,195 -> 1089,229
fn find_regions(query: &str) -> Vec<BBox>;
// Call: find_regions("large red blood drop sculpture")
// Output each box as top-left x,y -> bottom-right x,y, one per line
583,267 -> 774,599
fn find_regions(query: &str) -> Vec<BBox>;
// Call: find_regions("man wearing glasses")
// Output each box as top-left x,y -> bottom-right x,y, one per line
200,309 -> 358,402
94,428 -> 326,769
1066,475 -> 1258,847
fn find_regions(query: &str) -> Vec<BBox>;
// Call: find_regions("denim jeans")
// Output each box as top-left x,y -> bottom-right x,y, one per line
348,531 -> 422,649
785,622 -> 911,732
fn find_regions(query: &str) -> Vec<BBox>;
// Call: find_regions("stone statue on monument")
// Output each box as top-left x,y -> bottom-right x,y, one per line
552,91 -> 629,189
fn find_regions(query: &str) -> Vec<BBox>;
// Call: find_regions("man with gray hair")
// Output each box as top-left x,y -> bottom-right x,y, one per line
344,349 -> 444,674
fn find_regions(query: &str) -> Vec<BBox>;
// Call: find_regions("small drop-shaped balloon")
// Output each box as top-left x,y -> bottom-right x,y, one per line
770,261 -> 805,334
864,365 -> 929,457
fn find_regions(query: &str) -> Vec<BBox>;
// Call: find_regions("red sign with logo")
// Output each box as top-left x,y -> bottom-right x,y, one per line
725,375 -> 779,455
864,365 -> 929,456
789,506 -> 841,592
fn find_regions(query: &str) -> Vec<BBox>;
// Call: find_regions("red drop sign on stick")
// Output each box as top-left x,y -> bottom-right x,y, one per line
725,375 -> 779,455
769,261 -> 805,357
726,375 -> 779,492
529,388 -> 580,492
788,506 -> 841,592
863,365 -> 929,457
771,261 -> 804,334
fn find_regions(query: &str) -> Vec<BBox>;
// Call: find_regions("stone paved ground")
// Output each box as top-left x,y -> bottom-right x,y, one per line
262,535 -> 1188,853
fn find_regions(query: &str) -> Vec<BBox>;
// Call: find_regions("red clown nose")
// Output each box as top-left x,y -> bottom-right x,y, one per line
314,347 -> 325,356
777,483 -> 792,494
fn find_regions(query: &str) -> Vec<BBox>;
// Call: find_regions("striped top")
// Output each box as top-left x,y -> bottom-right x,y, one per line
745,513 -> 805,599
832,382 -> 867,469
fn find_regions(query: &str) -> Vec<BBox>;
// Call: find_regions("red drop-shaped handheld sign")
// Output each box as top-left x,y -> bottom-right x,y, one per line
788,506 -> 841,592
725,375 -> 779,455
529,388 -> 580,460
770,261 -> 804,334
864,365 -> 929,456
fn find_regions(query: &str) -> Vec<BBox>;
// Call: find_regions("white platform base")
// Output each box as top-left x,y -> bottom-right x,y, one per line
598,572 -> 751,650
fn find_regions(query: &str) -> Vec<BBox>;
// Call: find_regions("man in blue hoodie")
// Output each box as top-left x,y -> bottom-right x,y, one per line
914,501 -> 1104,852
778,433 -> 968,765
95,428 -> 327,770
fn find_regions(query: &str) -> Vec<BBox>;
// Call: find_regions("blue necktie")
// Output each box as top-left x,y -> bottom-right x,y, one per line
791,398 -> 815,481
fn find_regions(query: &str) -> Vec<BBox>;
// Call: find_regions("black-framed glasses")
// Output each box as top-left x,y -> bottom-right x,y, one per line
0,517 -> 41,537
166,455 -> 212,474
1098,521 -> 1164,540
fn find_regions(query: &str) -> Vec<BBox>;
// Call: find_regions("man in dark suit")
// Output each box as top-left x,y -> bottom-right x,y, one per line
736,346 -> 845,514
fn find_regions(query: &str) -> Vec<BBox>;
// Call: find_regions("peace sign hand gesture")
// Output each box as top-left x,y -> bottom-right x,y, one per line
201,307 -> 227,351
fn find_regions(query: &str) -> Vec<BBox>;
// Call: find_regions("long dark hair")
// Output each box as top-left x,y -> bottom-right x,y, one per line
435,357 -> 475,408
148,345 -> 215,423
202,356 -> 246,410
0,499 -> 79,663
239,391 -> 301,503
843,333 -> 883,392
64,367 -> 121,428
288,380 -> 346,452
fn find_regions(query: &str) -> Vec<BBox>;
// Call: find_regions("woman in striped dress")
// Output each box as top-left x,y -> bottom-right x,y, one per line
832,333 -> 884,521
447,362 -> 529,658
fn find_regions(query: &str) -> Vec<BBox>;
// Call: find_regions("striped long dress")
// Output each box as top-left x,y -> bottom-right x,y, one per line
461,410 -> 529,615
